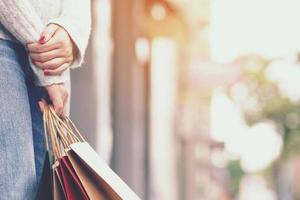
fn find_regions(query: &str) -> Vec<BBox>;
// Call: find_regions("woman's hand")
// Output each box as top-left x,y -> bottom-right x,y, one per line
29,24 -> 73,116
27,24 -> 78,75
39,83 -> 69,116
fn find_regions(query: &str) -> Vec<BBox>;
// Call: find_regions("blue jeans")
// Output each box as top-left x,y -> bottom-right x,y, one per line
0,39 -> 69,199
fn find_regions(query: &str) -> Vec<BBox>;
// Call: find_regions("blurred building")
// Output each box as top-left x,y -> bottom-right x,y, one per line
68,0 -> 300,200
69,0 -> 231,199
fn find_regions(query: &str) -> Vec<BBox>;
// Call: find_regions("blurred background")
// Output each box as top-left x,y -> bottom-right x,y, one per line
69,0 -> 300,199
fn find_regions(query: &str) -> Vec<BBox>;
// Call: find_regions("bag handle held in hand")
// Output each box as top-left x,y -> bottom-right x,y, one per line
43,105 -> 86,160
48,106 -> 85,143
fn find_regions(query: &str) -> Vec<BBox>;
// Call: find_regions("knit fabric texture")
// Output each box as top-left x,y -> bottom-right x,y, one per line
0,0 -> 91,86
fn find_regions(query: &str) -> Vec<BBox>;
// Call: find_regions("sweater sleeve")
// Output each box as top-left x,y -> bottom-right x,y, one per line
48,0 -> 91,69
0,0 -> 68,86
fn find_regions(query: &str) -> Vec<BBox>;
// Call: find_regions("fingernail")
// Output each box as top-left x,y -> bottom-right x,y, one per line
44,71 -> 50,76
39,35 -> 46,44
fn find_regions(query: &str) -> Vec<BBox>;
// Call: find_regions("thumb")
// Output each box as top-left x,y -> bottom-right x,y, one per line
38,99 -> 48,113
51,94 -> 64,117
39,24 -> 60,44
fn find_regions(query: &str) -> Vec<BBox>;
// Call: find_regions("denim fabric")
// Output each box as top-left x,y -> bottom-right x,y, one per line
0,39 -> 70,199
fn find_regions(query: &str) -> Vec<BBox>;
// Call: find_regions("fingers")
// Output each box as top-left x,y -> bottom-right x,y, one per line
27,31 -> 62,53
46,84 -> 69,117
62,87 -> 69,117
34,57 -> 67,70
27,40 -> 60,53
30,49 -> 63,63
44,63 -> 70,76
39,24 -> 60,44
38,99 -> 47,112
26,24 -> 60,51
28,27 -> 71,54
27,25 -> 74,76
53,100 -> 64,117
49,88 -> 64,116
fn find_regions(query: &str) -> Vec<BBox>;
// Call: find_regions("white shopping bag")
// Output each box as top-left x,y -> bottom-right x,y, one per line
69,142 -> 141,200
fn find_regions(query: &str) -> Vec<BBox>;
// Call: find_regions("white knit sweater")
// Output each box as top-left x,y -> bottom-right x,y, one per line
0,0 -> 91,86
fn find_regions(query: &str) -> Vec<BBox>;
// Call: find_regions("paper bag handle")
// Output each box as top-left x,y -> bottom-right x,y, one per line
43,104 -> 88,161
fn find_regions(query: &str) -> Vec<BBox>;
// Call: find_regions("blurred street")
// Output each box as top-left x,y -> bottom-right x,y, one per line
70,0 -> 300,199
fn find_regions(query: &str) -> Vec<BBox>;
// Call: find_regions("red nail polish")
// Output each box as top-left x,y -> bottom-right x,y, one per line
39,35 -> 46,44
44,71 -> 50,76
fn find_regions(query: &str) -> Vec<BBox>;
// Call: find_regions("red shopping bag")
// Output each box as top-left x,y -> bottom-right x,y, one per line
59,156 -> 89,200
53,161 -> 67,200
42,105 -> 141,200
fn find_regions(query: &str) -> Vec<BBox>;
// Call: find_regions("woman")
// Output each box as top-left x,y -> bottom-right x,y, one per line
0,0 -> 91,199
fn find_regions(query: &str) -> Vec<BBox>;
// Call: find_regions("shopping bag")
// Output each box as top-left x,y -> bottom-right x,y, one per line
57,111 -> 141,200
70,142 -> 140,200
44,106 -> 141,200
53,161 -> 67,200
66,149 -> 108,200
58,156 -> 89,200
41,108 -> 67,200
35,152 -> 53,200
36,109 -> 57,200
45,107 -> 90,200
